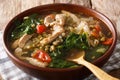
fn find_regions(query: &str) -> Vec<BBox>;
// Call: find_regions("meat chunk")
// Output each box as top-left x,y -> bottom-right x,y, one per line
41,14 -> 66,45
14,47 -> 26,59
44,14 -> 55,27
25,57 -> 48,67
55,14 -> 66,26
11,34 -> 34,49
44,14 -> 66,27
40,25 -> 64,45
18,34 -> 33,48
75,21 -> 92,46
11,39 -> 19,49
62,10 -> 80,25
75,21 -> 90,35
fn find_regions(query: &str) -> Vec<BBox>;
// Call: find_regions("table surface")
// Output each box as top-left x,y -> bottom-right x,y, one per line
0,0 -> 120,79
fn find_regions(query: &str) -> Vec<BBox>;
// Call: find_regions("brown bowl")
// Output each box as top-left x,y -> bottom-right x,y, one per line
3,3 -> 117,80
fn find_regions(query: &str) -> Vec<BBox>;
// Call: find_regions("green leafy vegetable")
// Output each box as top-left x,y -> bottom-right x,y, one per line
65,32 -> 88,50
49,32 -> 89,68
11,14 -> 41,40
50,32 -> 89,58
85,44 -> 109,62
48,58 -> 78,68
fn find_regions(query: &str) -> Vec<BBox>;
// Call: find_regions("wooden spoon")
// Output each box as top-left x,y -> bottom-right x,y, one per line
67,50 -> 119,80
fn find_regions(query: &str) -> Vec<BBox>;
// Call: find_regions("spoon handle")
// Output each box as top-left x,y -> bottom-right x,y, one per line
77,59 -> 119,80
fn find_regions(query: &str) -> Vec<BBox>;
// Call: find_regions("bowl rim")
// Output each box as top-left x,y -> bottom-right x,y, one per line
3,3 -> 117,72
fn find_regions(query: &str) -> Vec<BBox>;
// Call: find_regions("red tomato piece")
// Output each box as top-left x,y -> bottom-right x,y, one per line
102,38 -> 113,45
36,25 -> 46,34
95,25 -> 101,32
91,31 -> 99,38
32,50 -> 51,63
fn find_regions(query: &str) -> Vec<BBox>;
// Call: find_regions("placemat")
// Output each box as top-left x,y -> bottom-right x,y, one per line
0,31 -> 120,80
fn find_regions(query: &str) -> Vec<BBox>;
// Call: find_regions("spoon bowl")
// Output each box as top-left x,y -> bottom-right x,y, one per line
67,50 -> 119,80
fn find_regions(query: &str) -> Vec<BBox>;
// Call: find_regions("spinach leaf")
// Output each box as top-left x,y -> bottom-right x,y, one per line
11,14 -> 40,40
65,32 -> 88,50
48,58 -> 78,68
49,32 -> 89,68
50,32 -> 89,58
85,44 -> 109,62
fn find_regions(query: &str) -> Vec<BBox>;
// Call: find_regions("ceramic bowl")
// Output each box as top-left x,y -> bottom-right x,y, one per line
3,3 -> 117,80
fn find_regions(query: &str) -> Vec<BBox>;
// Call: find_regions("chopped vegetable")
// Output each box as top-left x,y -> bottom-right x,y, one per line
96,48 -> 106,53
91,25 -> 101,38
32,50 -> 51,63
65,32 -> 89,50
50,32 -> 89,58
95,25 -> 101,32
85,45 -> 109,61
91,31 -> 99,38
11,14 -> 40,40
48,58 -> 78,68
102,38 -> 113,45
36,25 -> 46,34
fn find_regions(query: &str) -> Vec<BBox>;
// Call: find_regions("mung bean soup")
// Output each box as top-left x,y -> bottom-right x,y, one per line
10,10 -> 113,68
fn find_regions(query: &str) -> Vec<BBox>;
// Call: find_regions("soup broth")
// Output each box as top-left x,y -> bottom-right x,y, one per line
10,10 -> 113,68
